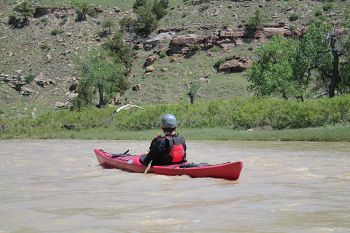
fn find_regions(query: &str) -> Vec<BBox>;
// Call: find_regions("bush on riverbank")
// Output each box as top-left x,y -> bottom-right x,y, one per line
1,95 -> 350,138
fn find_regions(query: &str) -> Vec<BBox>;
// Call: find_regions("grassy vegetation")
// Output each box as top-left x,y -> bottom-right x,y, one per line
1,126 -> 349,142
1,95 -> 349,141
125,44 -> 253,104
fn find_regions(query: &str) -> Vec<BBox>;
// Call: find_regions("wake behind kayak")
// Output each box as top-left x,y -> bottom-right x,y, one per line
94,149 -> 243,180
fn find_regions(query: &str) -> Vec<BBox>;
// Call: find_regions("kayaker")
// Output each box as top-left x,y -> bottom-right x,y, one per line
140,113 -> 187,166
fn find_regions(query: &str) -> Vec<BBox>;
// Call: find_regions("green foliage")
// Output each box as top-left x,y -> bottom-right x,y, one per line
247,36 -> 301,99
246,9 -> 264,31
289,13 -> 299,21
213,57 -> 225,70
339,36 -> 350,93
199,4 -> 209,13
314,8 -> 323,17
344,9 -> 350,28
209,46 -> 221,53
3,96 -> 349,138
119,16 -> 135,33
186,44 -> 201,58
102,18 -> 115,34
13,1 -> 35,22
72,0 -> 90,21
295,23 -> 332,92
152,0 -> 168,20
50,28 -> 64,35
322,2 -> 333,12
248,22 -> 350,98
132,0 -> 169,36
187,81 -> 200,104
133,0 -> 147,9
8,13 -> 21,27
134,1 -> 158,36
40,43 -> 49,51
104,31 -> 134,70
24,74 -> 35,84
158,51 -> 167,59
75,49 -> 128,109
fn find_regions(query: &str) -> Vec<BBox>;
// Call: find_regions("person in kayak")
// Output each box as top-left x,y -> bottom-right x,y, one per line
140,113 -> 187,166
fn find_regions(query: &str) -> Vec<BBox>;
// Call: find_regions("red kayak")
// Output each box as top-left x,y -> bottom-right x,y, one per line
94,149 -> 243,180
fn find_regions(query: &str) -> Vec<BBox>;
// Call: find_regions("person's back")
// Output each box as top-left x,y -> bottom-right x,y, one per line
140,114 -> 187,166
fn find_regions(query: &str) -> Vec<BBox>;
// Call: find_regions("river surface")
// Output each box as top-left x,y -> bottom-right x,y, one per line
0,140 -> 349,233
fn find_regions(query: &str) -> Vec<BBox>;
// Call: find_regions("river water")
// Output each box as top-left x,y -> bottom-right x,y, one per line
0,140 -> 349,233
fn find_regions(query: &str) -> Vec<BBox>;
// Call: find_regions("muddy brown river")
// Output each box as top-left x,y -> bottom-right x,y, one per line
0,140 -> 349,233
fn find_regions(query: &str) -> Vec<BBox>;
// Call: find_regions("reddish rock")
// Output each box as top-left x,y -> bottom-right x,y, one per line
144,55 -> 157,67
169,34 -> 202,54
218,56 -> 252,73
261,27 -> 291,38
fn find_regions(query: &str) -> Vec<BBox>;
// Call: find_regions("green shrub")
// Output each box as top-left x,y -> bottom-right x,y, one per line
50,28 -> 64,35
199,5 -> 209,13
104,31 -> 134,70
2,96 -> 350,139
8,14 -> 20,27
134,2 -> 158,36
213,57 -> 225,70
158,51 -> 167,58
246,9 -> 264,31
314,8 -> 323,17
322,2 -> 333,12
209,46 -> 221,53
102,18 -> 115,34
72,0 -> 90,21
24,74 -> 35,84
40,44 -> 49,50
13,1 -> 35,23
289,13 -> 299,21
40,17 -> 48,24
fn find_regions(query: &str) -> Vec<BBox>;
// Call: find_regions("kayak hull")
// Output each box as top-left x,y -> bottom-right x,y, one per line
94,149 -> 243,180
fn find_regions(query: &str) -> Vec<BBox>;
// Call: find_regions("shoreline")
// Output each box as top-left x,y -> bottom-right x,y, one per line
2,125 -> 349,141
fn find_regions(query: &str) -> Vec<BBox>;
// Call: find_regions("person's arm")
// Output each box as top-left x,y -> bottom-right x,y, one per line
180,135 -> 187,162
142,138 -> 161,165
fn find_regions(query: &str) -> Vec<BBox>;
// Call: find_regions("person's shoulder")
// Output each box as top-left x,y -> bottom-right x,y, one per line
176,134 -> 186,141
152,134 -> 165,142
176,133 -> 185,138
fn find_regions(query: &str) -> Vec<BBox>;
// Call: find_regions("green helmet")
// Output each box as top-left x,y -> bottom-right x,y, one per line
161,114 -> 177,128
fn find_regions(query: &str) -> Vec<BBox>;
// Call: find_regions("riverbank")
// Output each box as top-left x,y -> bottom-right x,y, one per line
3,125 -> 349,141
1,96 -> 350,141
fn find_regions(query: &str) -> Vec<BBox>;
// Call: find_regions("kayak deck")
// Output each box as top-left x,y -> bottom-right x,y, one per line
94,149 -> 243,180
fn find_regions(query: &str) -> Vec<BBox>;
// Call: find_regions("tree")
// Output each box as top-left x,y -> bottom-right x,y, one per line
187,81 -> 200,104
339,36 -> 350,93
247,22 -> 350,99
296,22 -> 350,97
134,2 -> 158,36
152,0 -> 167,20
133,0 -> 147,10
293,23 -> 332,97
13,1 -> 35,24
247,36 -> 301,99
246,9 -> 264,32
104,31 -> 134,71
75,49 -> 128,108
132,0 -> 169,37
